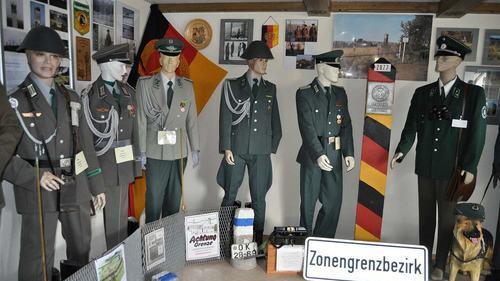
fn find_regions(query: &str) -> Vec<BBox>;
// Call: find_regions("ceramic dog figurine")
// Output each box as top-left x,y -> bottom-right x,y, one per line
449,203 -> 493,281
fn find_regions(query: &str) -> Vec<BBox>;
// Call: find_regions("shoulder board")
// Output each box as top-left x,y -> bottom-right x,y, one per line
299,85 -> 311,90
182,77 -> 193,83
138,75 -> 152,80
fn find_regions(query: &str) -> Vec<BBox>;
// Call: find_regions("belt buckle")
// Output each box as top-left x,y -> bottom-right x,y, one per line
60,158 -> 71,168
328,137 -> 335,144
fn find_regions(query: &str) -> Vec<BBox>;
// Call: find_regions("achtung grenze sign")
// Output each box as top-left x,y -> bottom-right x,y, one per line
303,237 -> 428,281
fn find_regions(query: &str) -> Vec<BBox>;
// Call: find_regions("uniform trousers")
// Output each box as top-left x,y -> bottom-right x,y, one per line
104,183 -> 129,249
417,176 -> 456,270
299,163 -> 343,238
218,154 -> 272,234
18,205 -> 91,281
145,157 -> 187,223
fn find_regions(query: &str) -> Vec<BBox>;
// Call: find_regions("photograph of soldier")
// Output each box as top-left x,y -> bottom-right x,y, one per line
137,37 -> 200,223
296,54 -> 315,70
220,19 -> 253,65
391,36 -> 487,281
285,19 -> 318,42
285,41 -> 305,57
2,26 -> 107,281
217,40 -> 282,249
296,50 -> 355,238
81,43 -> 141,249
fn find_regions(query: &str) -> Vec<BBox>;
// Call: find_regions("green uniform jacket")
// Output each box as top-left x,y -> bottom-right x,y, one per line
3,75 -> 106,214
84,76 -> 141,187
395,78 -> 487,180
296,78 -> 354,166
219,75 -> 282,155
136,73 -> 200,160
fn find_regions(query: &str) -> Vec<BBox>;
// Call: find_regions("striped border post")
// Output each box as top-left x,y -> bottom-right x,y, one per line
354,58 -> 396,241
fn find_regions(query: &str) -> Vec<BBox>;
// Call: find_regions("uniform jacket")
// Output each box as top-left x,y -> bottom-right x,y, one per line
3,75 -> 106,214
136,73 -> 200,160
85,76 -> 141,187
296,78 -> 354,167
0,85 -> 22,209
395,78 -> 486,180
219,74 -> 282,155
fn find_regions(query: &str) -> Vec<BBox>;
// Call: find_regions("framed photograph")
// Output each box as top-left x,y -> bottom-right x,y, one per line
49,0 -> 67,10
93,0 -> 114,27
6,0 -> 25,29
464,66 -> 500,125
185,19 -> 212,50
30,1 -> 46,28
435,28 -> 479,62
482,29 -> 500,66
49,9 -> 68,32
76,37 -> 91,81
219,19 -> 253,65
333,14 -> 433,81
296,54 -> 315,70
93,23 -> 114,51
285,19 -> 318,42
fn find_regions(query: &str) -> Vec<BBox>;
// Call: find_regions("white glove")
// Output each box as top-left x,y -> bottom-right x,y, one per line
140,152 -> 147,170
390,152 -> 403,169
345,156 -> 355,172
192,150 -> 200,168
40,171 -> 64,191
93,193 -> 106,210
225,150 -> 235,165
316,155 -> 333,171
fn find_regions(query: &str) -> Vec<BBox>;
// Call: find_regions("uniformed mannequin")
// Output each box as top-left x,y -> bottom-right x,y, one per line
0,83 -> 22,222
296,50 -> 354,238
391,36 -> 486,281
3,26 -> 106,281
81,43 -> 141,249
217,40 -> 282,247
137,38 -> 200,223
486,120 -> 500,281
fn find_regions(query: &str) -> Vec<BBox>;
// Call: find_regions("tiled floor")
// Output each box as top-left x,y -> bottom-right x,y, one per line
178,259 -> 488,281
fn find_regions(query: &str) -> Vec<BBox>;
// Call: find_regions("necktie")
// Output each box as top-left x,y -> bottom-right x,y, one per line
167,80 -> 174,108
112,87 -> 121,114
252,78 -> 259,98
324,87 -> 332,105
49,88 -> 57,118
440,86 -> 445,103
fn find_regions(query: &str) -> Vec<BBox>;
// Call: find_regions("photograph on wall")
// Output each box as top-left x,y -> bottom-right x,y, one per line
95,244 -> 127,281
185,212 -> 221,261
464,66 -> 500,125
296,54 -> 315,70
30,1 -> 46,28
74,1 -> 90,35
482,29 -> 500,66
93,23 -> 114,51
6,0 -> 24,29
219,19 -> 253,65
333,14 -> 432,81
93,0 -> 114,27
3,28 -> 26,52
76,37 -> 91,81
435,28 -> 479,62
116,2 -> 139,61
144,228 -> 166,271
285,19 -> 318,43
49,9 -> 68,32
49,0 -> 67,10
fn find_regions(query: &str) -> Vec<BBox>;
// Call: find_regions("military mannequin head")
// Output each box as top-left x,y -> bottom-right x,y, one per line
155,37 -> 183,77
435,55 -> 462,73
248,58 -> 268,76
241,41 -> 273,77
26,50 -> 61,80
314,50 -> 343,86
92,43 -> 132,83
159,54 -> 180,75
100,61 -> 128,83
434,36 -> 471,83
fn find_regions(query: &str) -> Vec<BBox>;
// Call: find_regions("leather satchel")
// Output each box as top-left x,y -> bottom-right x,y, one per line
446,84 -> 476,201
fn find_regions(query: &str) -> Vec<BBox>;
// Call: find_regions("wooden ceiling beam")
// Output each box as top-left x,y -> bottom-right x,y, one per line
437,0 -> 486,18
158,1 -> 500,15
303,0 -> 330,16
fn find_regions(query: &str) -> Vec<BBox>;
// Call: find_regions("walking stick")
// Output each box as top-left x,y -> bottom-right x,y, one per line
179,128 -> 186,213
35,158 -> 48,281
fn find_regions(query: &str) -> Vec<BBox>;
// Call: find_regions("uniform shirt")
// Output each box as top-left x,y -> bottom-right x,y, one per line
246,71 -> 261,87
30,73 -> 55,106
439,76 -> 457,98
161,73 -> 176,95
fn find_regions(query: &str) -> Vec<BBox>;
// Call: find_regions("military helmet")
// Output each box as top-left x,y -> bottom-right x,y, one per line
240,41 -> 274,60
17,26 -> 67,57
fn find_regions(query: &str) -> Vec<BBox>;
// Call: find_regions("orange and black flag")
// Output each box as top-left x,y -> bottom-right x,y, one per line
261,24 -> 279,49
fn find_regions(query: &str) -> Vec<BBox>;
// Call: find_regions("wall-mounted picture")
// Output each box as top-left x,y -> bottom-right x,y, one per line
93,23 -> 114,51
296,54 -> 315,70
435,28 -> 479,62
285,19 -> 318,42
6,0 -> 25,29
93,0 -> 114,27
464,66 -> 500,125
49,0 -> 67,10
115,2 -> 139,63
49,9 -> 68,32
219,19 -> 253,65
286,41 -> 305,56
482,29 -> 500,66
333,14 -> 432,81
3,28 -> 26,51
30,1 -> 46,28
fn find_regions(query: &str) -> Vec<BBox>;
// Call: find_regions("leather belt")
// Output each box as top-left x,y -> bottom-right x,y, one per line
95,139 -> 132,149
318,136 -> 338,144
24,158 -> 73,168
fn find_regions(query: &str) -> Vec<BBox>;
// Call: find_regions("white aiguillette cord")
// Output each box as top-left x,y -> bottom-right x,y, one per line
180,128 -> 186,213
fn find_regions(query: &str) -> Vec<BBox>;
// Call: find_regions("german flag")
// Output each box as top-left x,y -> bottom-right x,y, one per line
127,4 -> 227,114
261,24 -> 279,49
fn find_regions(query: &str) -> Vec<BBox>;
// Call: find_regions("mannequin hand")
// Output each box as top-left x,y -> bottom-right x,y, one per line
345,156 -> 355,172
225,150 -> 235,165
461,170 -> 474,184
93,193 -> 106,210
40,171 -> 64,191
316,155 -> 333,171
192,150 -> 200,168
140,152 -> 147,170
390,152 -> 404,169
493,164 -> 500,188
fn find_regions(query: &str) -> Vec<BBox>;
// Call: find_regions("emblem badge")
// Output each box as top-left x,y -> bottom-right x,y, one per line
9,97 -> 18,109
127,104 -> 136,117
481,105 -> 487,119
441,43 -> 447,49
371,85 -> 390,102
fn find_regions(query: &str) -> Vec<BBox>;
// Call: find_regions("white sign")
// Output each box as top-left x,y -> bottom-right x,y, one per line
185,212 -> 221,261
303,237 -> 428,281
144,228 -> 166,270
374,63 -> 391,72
277,245 -> 304,272
231,242 -> 257,260
366,82 -> 394,115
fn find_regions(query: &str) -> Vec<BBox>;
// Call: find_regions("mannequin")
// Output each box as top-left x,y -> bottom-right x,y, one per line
137,37 -> 200,223
391,36 -> 486,281
296,50 -> 354,238
82,43 -> 142,249
217,40 -> 282,248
